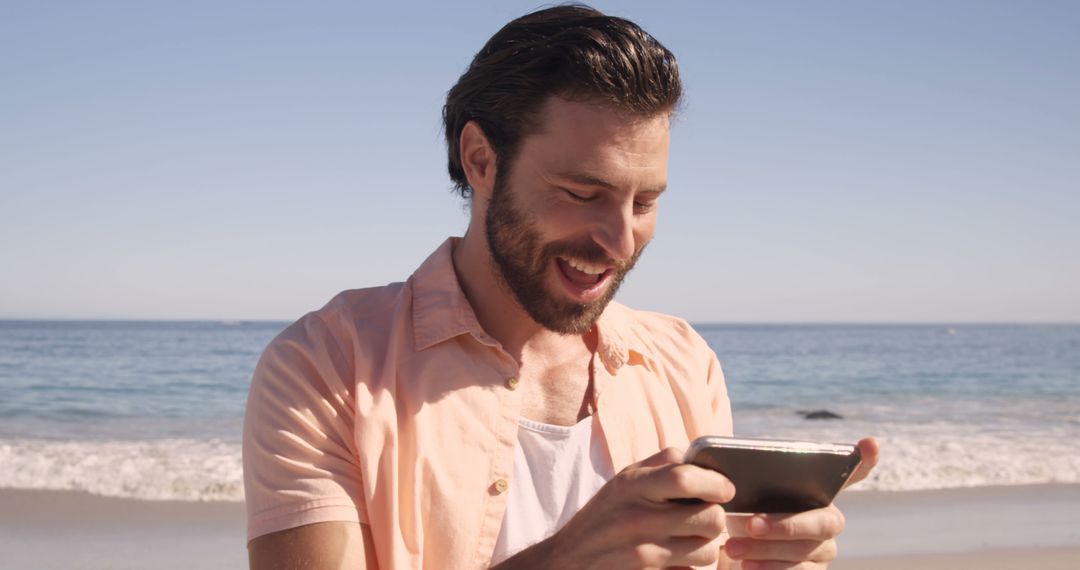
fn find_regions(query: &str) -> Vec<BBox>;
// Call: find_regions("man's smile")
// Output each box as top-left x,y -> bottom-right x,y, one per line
554,256 -> 615,301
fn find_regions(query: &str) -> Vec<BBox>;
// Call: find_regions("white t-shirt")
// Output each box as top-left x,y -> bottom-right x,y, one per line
489,415 -> 616,565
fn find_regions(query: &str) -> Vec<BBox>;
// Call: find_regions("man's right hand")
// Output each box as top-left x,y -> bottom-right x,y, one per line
494,447 -> 734,570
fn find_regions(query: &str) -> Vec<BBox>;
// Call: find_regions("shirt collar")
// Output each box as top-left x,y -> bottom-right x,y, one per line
411,238 -> 493,351
592,300 -> 650,374
410,237 -> 650,371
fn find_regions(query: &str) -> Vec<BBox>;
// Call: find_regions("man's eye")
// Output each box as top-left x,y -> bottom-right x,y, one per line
563,189 -> 595,202
634,201 -> 657,213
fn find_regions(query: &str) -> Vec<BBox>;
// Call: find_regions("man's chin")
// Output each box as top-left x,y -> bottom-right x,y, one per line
525,296 -> 611,335
538,316 -> 598,336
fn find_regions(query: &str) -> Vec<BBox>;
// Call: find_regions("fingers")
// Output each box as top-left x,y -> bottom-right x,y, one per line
723,505 -> 846,568
634,535 -> 726,568
635,446 -> 685,468
664,501 -> 727,539
725,537 -> 836,564
625,452 -> 735,505
736,561 -> 826,570
845,436 -> 880,488
726,505 -> 845,542
613,491 -> 727,543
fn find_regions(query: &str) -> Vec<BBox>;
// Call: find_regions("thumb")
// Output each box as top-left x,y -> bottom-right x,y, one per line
845,437 -> 880,488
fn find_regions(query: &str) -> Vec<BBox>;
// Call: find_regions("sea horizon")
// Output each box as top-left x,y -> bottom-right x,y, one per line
2,320 -> 1078,502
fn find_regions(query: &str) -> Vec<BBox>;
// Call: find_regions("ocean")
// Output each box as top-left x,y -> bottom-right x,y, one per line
1,320 -> 1077,502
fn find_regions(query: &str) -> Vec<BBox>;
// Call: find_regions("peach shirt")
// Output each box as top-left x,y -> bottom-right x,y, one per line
243,238 -> 733,569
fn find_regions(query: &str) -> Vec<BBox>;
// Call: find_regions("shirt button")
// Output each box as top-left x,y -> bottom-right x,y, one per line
506,376 -> 520,390
494,479 -> 509,494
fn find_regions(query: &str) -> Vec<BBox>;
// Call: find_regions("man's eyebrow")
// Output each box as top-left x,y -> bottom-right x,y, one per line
556,171 -> 667,194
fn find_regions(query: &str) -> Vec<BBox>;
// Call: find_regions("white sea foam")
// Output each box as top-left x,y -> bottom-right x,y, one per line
4,412 -> 1080,502
0,438 -> 243,501
862,429 -> 1080,491
734,405 -> 1080,492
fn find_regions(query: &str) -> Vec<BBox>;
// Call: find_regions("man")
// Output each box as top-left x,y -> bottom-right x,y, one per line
244,5 -> 879,569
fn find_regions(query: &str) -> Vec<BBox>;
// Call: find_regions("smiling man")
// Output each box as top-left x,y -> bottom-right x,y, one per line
244,5 -> 877,569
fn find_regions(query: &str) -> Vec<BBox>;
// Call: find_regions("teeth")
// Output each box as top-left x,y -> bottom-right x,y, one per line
566,258 -> 607,275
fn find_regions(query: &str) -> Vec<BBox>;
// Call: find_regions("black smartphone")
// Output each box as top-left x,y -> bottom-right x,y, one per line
683,436 -> 862,514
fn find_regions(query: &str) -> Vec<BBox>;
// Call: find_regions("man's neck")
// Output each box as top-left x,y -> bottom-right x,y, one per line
453,230 -> 599,426
452,229 -> 588,364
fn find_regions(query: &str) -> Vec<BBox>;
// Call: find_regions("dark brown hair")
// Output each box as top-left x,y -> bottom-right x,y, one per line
442,4 -> 682,199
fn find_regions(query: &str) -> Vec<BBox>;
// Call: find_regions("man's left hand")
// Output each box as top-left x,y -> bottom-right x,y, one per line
722,437 -> 880,569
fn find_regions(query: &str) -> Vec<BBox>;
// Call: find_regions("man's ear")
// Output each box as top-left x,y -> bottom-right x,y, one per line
459,121 -> 497,201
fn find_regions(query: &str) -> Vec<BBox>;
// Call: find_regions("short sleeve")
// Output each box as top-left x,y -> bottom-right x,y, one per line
243,313 -> 367,542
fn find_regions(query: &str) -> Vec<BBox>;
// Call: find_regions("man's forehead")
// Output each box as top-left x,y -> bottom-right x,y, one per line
530,95 -> 673,135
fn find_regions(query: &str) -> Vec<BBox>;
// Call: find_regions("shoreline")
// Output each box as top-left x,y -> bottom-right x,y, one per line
2,484 -> 1078,569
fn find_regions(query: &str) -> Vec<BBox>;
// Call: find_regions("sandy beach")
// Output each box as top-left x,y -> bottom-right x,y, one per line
831,547 -> 1080,570
831,484 -> 1080,569
2,484 -> 1078,569
0,488 -> 247,570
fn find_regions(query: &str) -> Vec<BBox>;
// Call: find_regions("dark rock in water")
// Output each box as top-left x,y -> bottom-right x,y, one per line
798,409 -> 843,420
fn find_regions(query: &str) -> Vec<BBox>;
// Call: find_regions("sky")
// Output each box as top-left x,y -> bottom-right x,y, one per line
2,1 -> 1078,323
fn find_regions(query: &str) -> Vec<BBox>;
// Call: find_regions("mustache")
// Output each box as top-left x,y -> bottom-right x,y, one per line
542,239 -> 634,271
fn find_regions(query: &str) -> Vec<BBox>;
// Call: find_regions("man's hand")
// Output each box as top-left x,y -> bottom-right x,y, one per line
494,447 -> 735,570
722,504 -> 844,570
721,437 -> 880,569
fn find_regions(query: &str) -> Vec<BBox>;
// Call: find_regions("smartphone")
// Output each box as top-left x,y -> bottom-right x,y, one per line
682,436 -> 861,514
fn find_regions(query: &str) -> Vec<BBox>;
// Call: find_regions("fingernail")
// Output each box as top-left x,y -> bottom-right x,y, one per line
725,540 -> 745,558
750,516 -> 769,536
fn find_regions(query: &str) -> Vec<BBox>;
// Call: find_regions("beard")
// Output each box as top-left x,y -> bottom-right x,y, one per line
484,174 -> 644,335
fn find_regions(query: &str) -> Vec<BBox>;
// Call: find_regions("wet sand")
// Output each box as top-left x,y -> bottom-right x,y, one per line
2,484 -> 1078,569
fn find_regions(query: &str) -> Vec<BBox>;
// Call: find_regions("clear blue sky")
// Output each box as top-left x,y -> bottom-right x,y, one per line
2,1 -> 1078,322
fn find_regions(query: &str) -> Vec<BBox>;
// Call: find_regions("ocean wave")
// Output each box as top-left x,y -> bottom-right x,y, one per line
733,409 -> 1080,492
0,438 -> 243,502
3,424 -> 1079,502
853,430 -> 1080,491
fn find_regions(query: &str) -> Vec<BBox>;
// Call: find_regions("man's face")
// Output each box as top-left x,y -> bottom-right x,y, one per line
484,97 -> 670,334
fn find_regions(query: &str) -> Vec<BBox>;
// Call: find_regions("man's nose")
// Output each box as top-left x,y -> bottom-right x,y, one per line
591,203 -> 636,262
